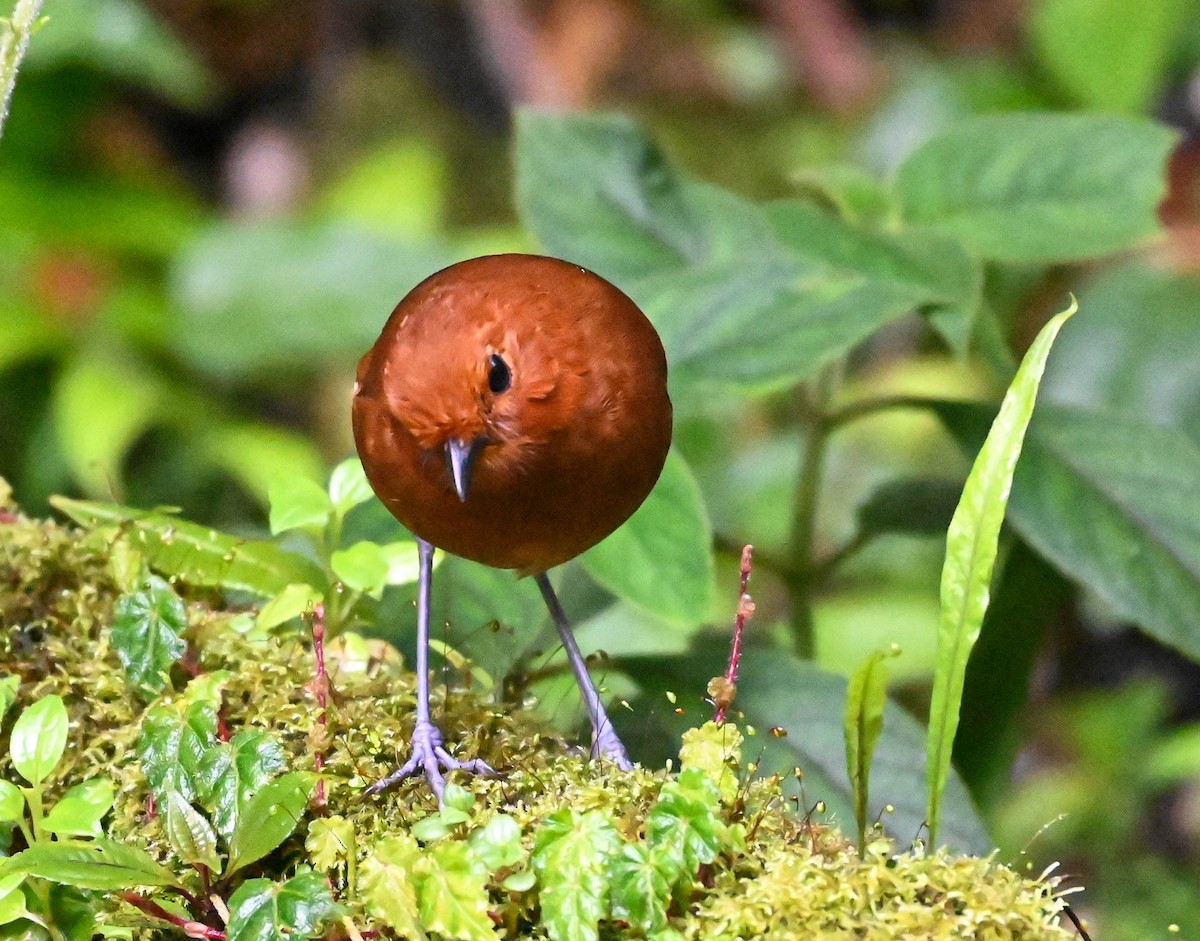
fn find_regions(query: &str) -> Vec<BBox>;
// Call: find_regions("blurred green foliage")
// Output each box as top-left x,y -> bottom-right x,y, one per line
4,0 -> 1200,937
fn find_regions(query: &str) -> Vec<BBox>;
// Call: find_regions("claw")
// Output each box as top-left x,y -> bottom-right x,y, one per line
364,720 -> 496,801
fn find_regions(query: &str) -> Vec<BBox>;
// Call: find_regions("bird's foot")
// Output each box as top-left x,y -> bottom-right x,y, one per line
364,720 -> 495,801
591,725 -> 634,772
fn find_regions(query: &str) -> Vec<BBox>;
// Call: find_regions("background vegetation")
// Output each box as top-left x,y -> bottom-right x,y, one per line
3,1 -> 1200,938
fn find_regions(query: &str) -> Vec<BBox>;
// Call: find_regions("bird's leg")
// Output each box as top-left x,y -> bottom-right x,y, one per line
365,538 -> 495,801
535,573 -> 633,770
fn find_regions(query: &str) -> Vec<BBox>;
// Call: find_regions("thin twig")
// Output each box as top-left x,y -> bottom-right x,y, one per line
713,545 -> 754,724
0,0 -> 45,140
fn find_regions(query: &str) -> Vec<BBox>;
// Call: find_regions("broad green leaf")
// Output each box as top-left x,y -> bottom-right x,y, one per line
196,729 -> 286,840
715,650 -> 990,853
1041,262 -> 1200,443
856,477 -> 962,539
515,110 -> 709,281
330,542 -> 388,595
0,873 -> 28,926
41,779 -> 114,837
380,541 -> 421,586
644,769 -> 725,887
416,841 -> 496,941
608,843 -> 670,935
895,113 -> 1174,263
844,647 -> 900,852
468,814 -> 523,872
201,423 -> 326,508
582,450 -> 715,624
256,584 -> 323,632
171,220 -> 447,379
163,790 -> 221,873
305,816 -> 355,872
532,809 -> 621,941
51,497 -> 325,596
24,0 -> 211,105
1028,0 -> 1189,112
226,772 -> 315,875
791,163 -> 895,226
11,695 -> 68,787
52,357 -> 165,499
358,834 -> 423,938
0,838 -> 181,889
226,871 -> 340,941
0,783 -> 21,824
138,699 -> 218,803
47,883 -> 95,941
268,476 -> 332,536
940,404 -> 1200,663
926,302 -> 1075,848
328,458 -> 375,515
111,576 -> 188,700
319,139 -> 446,240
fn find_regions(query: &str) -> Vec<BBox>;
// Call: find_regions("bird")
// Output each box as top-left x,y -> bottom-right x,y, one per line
352,253 -> 672,799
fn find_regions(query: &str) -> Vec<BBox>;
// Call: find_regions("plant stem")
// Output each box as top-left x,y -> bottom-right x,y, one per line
787,367 -> 838,659
0,0 -> 45,141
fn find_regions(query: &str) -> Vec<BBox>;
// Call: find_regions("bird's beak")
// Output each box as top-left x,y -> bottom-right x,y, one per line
445,436 -> 486,502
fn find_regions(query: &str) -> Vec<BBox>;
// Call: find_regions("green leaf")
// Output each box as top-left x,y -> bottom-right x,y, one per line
201,423 -> 327,509
328,458 -> 375,515
319,139 -> 446,240
468,814 -> 523,872
582,450 -> 715,624
895,113 -> 1174,263
268,476 -> 333,536
1028,0 -> 1190,112
515,110 -> 709,281
717,650 -> 991,853
926,301 -> 1075,848
1,838 -> 181,890
52,356 -> 166,499
531,809 -> 621,941
0,873 -> 29,927
226,871 -> 340,941
379,541 -> 421,586
163,790 -> 222,873
0,676 -> 19,722
256,584 -> 324,632
111,576 -> 188,700
856,477 -> 962,540
11,695 -> 68,787
0,783 -> 24,824
305,816 -> 355,872
171,220 -> 447,379
24,0 -> 211,105
138,699 -> 218,803
608,843 -> 670,935
41,779 -> 114,837
196,729 -> 286,841
844,647 -> 900,853
942,404 -> 1200,663
644,769 -> 725,887
330,542 -> 388,596
416,841 -> 496,941
226,772 -> 315,876
50,498 -> 325,596
48,883 -> 95,941
678,722 -> 743,803
358,834 -> 423,938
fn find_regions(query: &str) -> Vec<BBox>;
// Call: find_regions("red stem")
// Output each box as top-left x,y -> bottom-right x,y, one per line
714,545 -> 755,724
311,602 -> 329,809
120,892 -> 225,940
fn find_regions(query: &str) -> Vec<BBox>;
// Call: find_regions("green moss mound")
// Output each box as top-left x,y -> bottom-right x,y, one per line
0,499 -> 1077,940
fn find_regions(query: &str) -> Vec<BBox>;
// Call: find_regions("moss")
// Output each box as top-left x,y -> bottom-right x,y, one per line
0,505 -> 1078,940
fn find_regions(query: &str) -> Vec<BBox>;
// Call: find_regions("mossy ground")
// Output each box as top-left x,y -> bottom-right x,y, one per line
0,493 -> 1078,940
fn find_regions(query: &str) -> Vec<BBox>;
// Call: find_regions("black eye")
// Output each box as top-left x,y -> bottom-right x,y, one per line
488,354 -> 511,394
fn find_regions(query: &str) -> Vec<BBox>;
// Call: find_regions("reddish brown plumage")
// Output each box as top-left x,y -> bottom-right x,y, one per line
352,253 -> 672,574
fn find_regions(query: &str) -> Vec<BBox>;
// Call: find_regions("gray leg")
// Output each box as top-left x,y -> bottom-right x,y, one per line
365,539 -> 494,801
535,572 -> 633,770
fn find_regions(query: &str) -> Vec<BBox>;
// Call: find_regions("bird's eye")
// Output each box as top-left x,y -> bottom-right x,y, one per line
488,354 -> 512,394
